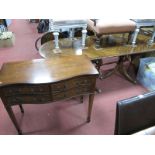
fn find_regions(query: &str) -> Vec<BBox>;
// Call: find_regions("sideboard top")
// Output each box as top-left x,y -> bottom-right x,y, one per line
0,55 -> 98,86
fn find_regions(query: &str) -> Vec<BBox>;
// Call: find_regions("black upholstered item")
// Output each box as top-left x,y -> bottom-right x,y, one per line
114,91 -> 155,135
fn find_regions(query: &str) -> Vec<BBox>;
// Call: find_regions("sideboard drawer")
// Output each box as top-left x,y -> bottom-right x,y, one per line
52,86 -> 93,101
2,85 -> 50,96
51,76 -> 96,93
52,82 -> 67,92
6,94 -> 52,105
74,77 -> 95,86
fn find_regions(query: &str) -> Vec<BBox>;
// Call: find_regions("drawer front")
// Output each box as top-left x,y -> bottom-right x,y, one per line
74,77 -> 95,87
2,85 -> 50,96
6,94 -> 52,105
51,76 -> 96,93
1,76 -> 96,104
52,86 -> 93,102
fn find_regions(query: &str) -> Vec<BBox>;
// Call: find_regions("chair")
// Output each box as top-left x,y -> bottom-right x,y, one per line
87,19 -> 136,48
114,91 -> 155,135
87,19 -> 137,83
35,29 -> 87,51
35,31 -> 69,51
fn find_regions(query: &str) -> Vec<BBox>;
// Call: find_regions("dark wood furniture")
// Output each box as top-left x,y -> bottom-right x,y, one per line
0,55 -> 99,134
38,34 -> 155,84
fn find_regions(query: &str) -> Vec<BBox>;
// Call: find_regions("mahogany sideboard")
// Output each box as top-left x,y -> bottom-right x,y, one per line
0,55 -> 99,134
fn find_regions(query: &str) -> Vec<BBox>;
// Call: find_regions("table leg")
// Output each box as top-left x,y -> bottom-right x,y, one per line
82,28 -> 87,48
131,27 -> 140,46
80,96 -> 83,103
93,58 -> 117,80
19,104 -> 24,113
91,59 -> 103,93
69,28 -> 75,40
4,105 -> 22,134
87,94 -> 95,122
117,56 -> 137,84
92,56 -> 136,84
95,35 -> 101,49
148,26 -> 155,45
92,59 -> 103,71
53,32 -> 59,49
99,68 -> 117,80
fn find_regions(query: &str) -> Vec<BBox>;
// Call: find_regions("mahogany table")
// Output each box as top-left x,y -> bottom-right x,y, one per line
38,34 -> 155,83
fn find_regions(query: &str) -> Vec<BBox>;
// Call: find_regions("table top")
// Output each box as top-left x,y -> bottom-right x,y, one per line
0,55 -> 98,86
39,34 -> 155,60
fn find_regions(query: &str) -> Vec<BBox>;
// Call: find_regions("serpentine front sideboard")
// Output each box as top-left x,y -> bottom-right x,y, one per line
0,55 -> 99,134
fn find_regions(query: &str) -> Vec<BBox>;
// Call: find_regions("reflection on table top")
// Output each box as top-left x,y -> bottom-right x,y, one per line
0,55 -> 98,86
39,34 -> 155,60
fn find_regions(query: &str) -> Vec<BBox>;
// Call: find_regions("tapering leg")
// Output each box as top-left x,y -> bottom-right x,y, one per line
82,28 -> 87,49
148,26 -> 155,45
53,32 -> 59,49
91,59 -> 102,93
131,27 -> 140,46
4,105 -> 22,135
53,31 -> 62,54
95,36 -> 101,49
80,96 -> 83,103
128,32 -> 132,43
87,94 -> 95,122
19,105 -> 24,113
69,28 -> 75,40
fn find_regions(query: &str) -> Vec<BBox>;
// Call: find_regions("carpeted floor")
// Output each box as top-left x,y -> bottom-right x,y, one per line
0,19 -> 148,135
